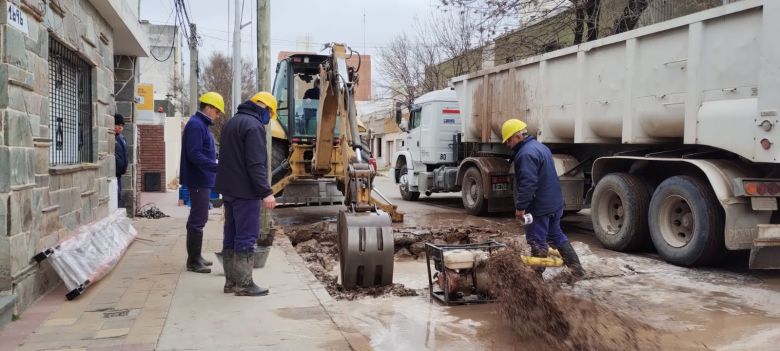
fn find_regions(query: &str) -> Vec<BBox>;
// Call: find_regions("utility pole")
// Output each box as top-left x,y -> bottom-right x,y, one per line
257,0 -> 272,235
188,23 -> 198,115
257,0 -> 270,91
232,0 -> 242,116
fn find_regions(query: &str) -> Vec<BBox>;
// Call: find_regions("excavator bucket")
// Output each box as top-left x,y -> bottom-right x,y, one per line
338,210 -> 394,289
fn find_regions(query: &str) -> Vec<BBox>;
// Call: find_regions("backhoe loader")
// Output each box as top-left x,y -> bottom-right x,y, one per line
268,43 -> 402,288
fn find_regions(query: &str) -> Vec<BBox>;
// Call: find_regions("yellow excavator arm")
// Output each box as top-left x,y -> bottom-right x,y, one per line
268,43 -> 402,289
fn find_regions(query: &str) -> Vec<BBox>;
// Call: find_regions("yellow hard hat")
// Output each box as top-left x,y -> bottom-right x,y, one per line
198,92 -> 225,114
250,91 -> 278,119
501,119 -> 528,142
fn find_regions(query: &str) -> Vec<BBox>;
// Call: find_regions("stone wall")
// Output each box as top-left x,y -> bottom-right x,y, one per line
0,0 -> 127,313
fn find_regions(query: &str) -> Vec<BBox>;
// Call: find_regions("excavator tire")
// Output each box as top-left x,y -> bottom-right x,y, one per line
271,138 -> 289,186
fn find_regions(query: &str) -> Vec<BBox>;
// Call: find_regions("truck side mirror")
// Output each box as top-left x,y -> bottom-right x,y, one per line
399,119 -> 408,132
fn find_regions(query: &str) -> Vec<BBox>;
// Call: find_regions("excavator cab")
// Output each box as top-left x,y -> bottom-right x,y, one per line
269,45 -> 402,289
272,54 -> 335,142
269,54 -> 345,203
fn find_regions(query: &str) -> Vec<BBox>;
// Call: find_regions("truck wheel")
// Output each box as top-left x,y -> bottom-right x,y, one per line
591,173 -> 651,251
399,166 -> 419,201
462,167 -> 487,215
271,138 -> 289,186
648,176 -> 724,266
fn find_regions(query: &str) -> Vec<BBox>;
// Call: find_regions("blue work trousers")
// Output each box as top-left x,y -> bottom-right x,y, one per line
525,207 -> 570,254
186,188 -> 211,235
223,195 -> 261,253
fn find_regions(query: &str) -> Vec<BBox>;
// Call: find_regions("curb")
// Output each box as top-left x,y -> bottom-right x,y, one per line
276,235 -> 373,351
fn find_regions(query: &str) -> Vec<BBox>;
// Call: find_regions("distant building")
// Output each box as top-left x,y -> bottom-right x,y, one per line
359,101 -> 406,170
136,21 -> 185,192
277,51 -> 372,101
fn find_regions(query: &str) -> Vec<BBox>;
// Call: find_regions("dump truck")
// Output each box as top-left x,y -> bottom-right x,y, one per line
394,0 -> 780,269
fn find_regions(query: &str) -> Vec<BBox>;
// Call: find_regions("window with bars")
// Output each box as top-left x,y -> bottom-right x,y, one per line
49,37 -> 93,166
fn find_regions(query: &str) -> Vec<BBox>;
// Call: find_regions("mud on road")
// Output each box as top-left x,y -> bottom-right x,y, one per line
281,220 -> 666,349
488,251 -> 660,350
283,221 -> 522,299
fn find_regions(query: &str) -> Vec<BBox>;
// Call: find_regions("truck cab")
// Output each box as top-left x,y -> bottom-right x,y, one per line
394,89 -> 463,200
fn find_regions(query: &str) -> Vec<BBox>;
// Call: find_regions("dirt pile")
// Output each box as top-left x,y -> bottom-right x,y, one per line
486,250 -> 660,351
285,221 -> 418,300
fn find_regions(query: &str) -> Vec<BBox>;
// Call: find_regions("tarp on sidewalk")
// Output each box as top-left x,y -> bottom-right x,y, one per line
33,209 -> 138,300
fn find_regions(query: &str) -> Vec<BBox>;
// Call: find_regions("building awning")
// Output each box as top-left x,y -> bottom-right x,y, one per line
88,0 -> 149,57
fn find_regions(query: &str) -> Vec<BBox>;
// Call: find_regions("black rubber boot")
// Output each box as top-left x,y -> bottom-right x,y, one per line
222,249 -> 235,293
233,252 -> 269,296
558,241 -> 586,278
530,246 -> 548,277
186,231 -> 211,274
197,256 -> 213,267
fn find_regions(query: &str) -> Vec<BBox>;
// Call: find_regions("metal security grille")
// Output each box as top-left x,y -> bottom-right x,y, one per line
49,37 -> 93,165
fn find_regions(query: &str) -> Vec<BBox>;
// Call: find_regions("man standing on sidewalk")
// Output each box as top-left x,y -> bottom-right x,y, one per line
501,119 -> 585,278
215,92 -> 277,296
114,114 -> 128,206
180,92 -> 225,274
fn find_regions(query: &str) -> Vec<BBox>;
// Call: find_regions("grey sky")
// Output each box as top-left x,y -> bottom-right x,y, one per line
139,0 -> 440,94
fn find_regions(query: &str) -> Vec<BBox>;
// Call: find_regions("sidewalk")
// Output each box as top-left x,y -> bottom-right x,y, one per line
0,191 -> 369,350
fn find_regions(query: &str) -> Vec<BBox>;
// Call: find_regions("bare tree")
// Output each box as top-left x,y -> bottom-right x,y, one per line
378,34 -> 423,110
440,0 -> 722,63
427,10 -> 487,83
199,52 -> 257,143
168,74 -> 190,117
378,10 -> 486,109
440,0 -> 610,45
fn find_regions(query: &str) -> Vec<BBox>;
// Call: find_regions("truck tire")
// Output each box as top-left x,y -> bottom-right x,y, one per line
648,176 -> 724,266
399,166 -> 419,201
271,138 -> 289,186
461,167 -> 487,215
591,173 -> 651,252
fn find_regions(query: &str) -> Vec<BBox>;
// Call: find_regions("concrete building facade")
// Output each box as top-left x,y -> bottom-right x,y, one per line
135,22 -> 183,191
0,0 -> 147,315
360,101 -> 405,170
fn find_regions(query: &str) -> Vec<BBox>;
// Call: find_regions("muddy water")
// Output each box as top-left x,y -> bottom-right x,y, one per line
339,257 -> 530,351
339,296 -> 528,351
274,196 -> 780,350
341,251 -> 780,350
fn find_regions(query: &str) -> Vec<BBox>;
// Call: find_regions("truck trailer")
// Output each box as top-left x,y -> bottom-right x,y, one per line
393,0 -> 780,269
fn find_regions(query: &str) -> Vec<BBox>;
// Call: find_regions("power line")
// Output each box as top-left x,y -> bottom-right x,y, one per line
149,2 -> 178,62
240,0 -> 246,24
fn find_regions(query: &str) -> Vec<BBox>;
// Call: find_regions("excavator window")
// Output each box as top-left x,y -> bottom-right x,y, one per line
272,54 -> 337,141
293,73 -> 320,137
273,60 -> 290,132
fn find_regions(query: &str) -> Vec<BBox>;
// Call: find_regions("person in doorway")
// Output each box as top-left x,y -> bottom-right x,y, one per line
215,91 -> 278,296
180,92 -> 225,274
501,119 -> 585,278
114,114 -> 128,206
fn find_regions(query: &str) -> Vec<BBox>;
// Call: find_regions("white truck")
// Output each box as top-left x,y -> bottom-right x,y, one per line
394,0 -> 780,269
